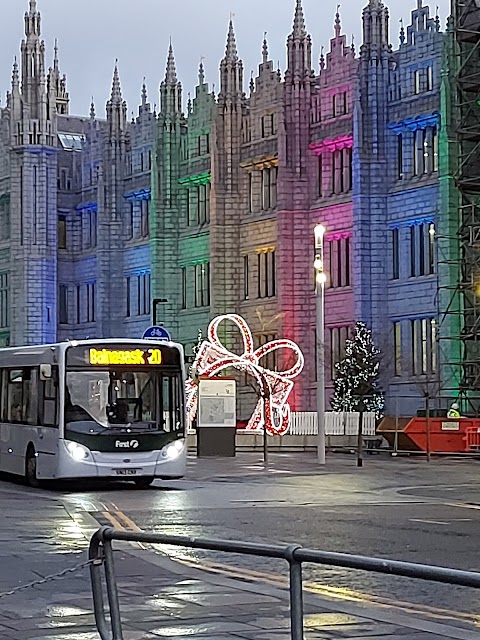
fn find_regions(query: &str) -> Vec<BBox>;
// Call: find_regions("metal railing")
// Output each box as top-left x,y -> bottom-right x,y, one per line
89,527 -> 480,640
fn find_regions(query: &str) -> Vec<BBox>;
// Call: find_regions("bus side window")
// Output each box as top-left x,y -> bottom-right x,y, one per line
41,367 -> 58,427
7,370 -> 24,423
24,368 -> 39,426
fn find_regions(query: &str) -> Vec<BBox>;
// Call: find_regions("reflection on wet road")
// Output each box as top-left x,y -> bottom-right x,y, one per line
57,464 -> 480,623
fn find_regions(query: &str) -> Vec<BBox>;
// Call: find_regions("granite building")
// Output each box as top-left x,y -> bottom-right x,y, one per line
0,0 -> 465,418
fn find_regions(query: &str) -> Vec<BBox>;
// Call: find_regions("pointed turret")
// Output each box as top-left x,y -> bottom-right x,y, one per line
106,61 -> 127,138
90,97 -> 96,120
286,0 -> 313,78
110,61 -> 123,104
292,0 -> 307,38
142,79 -> 148,106
219,17 -> 244,98
47,38 -> 69,115
160,42 -> 182,115
225,20 -> 238,62
165,42 -> 178,84
361,0 -> 390,55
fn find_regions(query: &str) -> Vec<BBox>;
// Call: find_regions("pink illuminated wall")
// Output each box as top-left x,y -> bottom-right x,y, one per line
277,10 -> 357,411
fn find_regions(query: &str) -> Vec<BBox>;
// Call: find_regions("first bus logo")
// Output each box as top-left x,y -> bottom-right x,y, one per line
115,440 -> 139,449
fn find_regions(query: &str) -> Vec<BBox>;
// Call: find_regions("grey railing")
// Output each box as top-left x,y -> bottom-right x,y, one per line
89,527 -> 480,640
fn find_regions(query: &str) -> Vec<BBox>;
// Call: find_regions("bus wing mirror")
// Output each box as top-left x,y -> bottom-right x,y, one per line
40,364 -> 52,381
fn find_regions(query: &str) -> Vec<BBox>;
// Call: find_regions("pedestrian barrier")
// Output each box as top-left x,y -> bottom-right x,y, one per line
89,527 -> 480,640
465,425 -> 480,451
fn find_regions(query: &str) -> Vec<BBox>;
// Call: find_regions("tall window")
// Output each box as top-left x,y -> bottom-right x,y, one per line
186,189 -> 192,226
397,135 -> 403,180
181,268 -> 187,309
0,273 -> 8,329
428,223 -> 435,275
317,155 -> 323,198
410,226 -> 416,277
427,65 -> 433,91
256,334 -> 278,371
59,285 -> 68,325
332,150 -> 352,194
330,326 -> 349,380
433,127 -> 439,172
243,255 -> 250,300
83,211 -> 97,249
326,238 -> 351,288
125,277 -> 131,318
411,318 -> 437,376
248,173 -> 253,212
136,273 -> 151,316
0,198 -> 10,241
33,166 -> 37,245
197,184 -> 210,224
86,283 -> 96,323
392,228 -> 399,280
414,69 -> 421,95
58,214 -> 67,249
261,167 -> 277,210
194,262 -> 210,308
394,322 -> 402,376
410,222 -> 436,277
76,285 -> 81,324
140,200 -> 149,238
257,250 -> 276,299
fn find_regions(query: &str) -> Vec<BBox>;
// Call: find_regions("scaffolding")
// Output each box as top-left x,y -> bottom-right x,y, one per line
438,0 -> 480,412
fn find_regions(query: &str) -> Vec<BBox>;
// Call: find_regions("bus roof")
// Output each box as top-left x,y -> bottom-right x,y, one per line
0,339 -> 185,367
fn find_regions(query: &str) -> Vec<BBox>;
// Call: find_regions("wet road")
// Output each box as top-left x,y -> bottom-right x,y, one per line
2,454 -> 480,628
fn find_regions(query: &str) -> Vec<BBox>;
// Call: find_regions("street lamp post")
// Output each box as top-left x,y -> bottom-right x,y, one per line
314,224 -> 327,465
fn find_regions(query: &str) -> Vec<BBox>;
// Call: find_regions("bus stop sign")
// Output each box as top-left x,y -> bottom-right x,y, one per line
143,326 -> 171,341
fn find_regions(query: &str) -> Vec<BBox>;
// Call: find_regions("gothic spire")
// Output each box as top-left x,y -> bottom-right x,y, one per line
29,0 -> 37,12
110,61 -> 123,103
141,78 -> 148,106
292,0 -> 307,38
90,97 -> 95,119
225,19 -> 238,61
399,18 -> 405,44
165,41 -> 178,83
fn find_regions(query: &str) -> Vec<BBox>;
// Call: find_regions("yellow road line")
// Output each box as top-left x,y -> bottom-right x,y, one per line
101,511 -> 126,530
97,512 -> 480,628
114,511 -> 143,533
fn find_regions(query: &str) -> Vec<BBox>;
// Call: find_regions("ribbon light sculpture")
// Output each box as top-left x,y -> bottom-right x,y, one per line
186,314 -> 304,436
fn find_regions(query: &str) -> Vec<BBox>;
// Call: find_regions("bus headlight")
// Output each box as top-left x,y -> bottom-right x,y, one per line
65,441 -> 90,461
162,439 -> 184,460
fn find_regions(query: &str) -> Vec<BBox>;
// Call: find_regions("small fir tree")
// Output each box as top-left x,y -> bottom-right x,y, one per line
331,322 -> 385,417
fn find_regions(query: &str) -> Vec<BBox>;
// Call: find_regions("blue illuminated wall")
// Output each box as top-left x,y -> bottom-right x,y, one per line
354,1 -> 444,415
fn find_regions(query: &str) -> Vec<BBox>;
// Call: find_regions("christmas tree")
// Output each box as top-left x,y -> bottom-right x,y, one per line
331,322 -> 385,417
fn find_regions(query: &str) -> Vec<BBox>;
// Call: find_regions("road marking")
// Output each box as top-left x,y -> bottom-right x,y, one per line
93,510 -> 480,628
410,519 -> 450,525
100,511 -> 126,530
447,502 -> 480,511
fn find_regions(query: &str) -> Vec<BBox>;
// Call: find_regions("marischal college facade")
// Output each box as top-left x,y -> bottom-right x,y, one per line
0,0 -> 476,419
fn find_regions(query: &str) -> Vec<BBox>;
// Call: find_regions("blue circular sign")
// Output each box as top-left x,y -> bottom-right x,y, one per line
143,326 -> 171,341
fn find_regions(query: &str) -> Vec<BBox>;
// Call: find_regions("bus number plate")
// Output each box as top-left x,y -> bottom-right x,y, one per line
115,469 -> 140,476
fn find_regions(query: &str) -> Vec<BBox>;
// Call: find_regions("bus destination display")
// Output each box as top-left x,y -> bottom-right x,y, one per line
89,348 -> 162,366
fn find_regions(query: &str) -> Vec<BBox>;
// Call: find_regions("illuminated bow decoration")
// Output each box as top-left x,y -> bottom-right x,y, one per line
186,314 -> 304,436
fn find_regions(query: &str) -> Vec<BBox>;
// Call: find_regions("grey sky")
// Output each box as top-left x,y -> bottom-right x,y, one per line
2,0 -> 450,117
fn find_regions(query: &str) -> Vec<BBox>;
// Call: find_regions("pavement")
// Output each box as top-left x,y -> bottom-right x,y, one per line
0,453 -> 479,639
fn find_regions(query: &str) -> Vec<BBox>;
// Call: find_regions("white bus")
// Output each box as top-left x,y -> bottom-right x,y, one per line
0,339 -> 187,488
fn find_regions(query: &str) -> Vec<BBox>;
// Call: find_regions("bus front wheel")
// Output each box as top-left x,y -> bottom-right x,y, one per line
134,477 -> 154,489
25,448 -> 40,488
